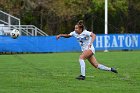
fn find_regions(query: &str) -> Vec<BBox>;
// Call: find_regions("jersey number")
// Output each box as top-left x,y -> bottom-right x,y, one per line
80,41 -> 84,46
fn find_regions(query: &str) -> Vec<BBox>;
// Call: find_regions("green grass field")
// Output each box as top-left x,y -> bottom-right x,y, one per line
0,51 -> 140,93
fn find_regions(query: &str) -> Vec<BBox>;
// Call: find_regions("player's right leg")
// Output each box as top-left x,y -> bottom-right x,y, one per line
88,55 -> 118,73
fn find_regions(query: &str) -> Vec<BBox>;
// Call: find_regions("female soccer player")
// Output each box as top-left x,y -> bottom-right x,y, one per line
56,20 -> 118,80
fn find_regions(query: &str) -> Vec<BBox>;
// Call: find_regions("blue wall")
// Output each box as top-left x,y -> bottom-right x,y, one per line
94,34 -> 140,50
0,34 -> 140,52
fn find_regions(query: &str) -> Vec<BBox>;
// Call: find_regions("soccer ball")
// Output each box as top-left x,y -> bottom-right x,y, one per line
10,29 -> 20,39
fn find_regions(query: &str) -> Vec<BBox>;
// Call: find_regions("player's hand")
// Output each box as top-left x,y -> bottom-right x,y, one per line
56,35 -> 61,40
88,44 -> 92,49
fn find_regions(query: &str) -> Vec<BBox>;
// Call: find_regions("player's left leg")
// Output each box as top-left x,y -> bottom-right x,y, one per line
76,50 -> 93,80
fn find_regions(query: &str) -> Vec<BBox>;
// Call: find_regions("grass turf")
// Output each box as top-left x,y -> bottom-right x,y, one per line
0,51 -> 140,93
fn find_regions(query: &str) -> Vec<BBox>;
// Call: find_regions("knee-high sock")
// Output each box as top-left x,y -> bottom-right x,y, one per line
97,64 -> 111,71
79,59 -> 85,76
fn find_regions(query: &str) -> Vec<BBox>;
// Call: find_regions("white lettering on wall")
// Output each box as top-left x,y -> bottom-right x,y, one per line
131,35 -> 138,47
125,35 -> 132,47
95,35 -> 139,49
111,36 -> 118,47
104,35 -> 110,48
118,35 -> 124,47
96,36 -> 103,48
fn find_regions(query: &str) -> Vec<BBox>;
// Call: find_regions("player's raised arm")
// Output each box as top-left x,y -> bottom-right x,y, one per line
88,32 -> 96,49
90,33 -> 96,45
56,34 -> 71,40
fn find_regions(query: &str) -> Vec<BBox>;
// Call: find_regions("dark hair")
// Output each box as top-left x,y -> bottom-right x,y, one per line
76,20 -> 85,31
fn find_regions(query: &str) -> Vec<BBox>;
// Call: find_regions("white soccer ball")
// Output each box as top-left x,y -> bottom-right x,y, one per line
10,29 -> 20,39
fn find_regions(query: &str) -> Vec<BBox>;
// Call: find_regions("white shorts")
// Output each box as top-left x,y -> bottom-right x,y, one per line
89,46 -> 95,54
82,46 -> 95,54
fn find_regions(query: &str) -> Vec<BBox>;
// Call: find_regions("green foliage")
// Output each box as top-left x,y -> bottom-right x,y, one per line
46,0 -> 91,18
92,0 -> 104,12
21,11 -> 36,25
109,0 -> 128,12
0,0 -> 140,34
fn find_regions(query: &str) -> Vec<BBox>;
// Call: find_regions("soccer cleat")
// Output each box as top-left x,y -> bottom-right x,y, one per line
111,68 -> 118,73
76,75 -> 85,80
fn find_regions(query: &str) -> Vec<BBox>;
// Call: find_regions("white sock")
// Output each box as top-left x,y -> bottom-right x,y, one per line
97,64 -> 111,71
79,59 -> 85,76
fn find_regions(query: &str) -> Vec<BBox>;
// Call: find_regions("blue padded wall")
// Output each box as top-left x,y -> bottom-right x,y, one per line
0,34 -> 139,52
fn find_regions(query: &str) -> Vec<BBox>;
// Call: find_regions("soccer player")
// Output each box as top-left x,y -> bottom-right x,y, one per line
56,20 -> 118,80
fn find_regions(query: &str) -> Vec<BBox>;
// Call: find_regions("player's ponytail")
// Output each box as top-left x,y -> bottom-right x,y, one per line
77,20 -> 85,31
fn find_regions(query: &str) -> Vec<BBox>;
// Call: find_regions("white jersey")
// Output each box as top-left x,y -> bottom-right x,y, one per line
69,30 -> 95,53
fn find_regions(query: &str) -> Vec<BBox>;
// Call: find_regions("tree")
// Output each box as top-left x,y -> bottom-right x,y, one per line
0,0 -> 139,34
